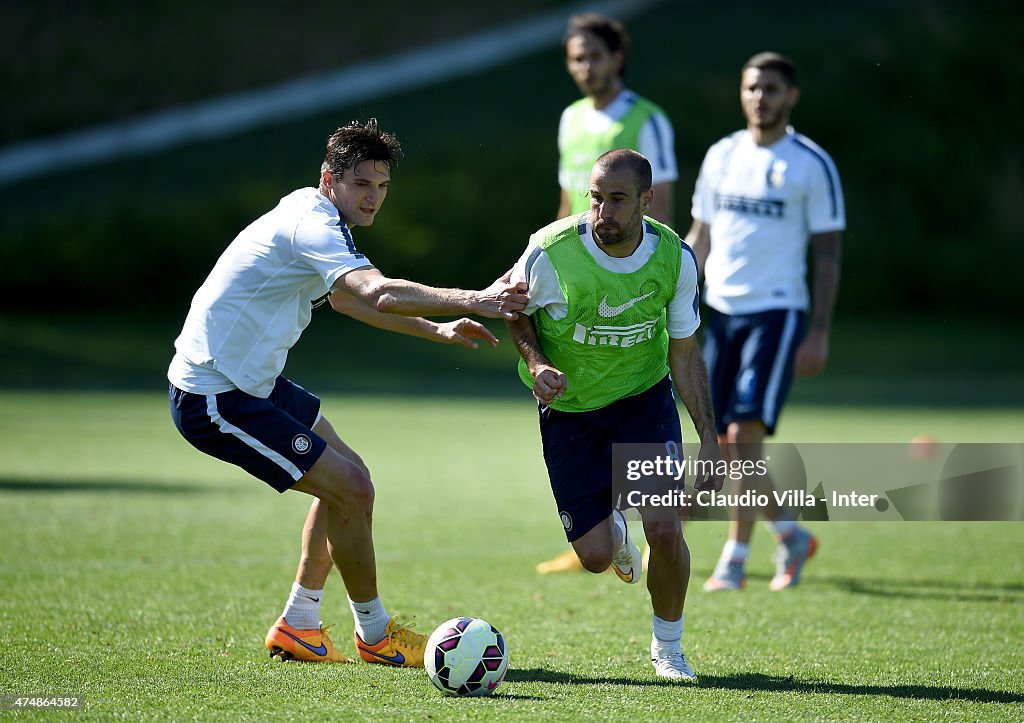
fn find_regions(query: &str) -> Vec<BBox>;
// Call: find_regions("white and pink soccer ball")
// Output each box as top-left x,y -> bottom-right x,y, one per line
424,617 -> 509,696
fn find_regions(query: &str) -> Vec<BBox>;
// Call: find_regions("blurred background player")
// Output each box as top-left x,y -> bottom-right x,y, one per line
685,53 -> 845,591
509,150 -> 722,680
539,11 -> 679,575
555,12 -> 678,223
168,119 -> 528,664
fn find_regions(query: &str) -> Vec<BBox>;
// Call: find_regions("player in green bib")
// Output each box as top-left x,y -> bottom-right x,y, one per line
541,12 -> 680,578
556,13 -> 678,223
508,150 -> 723,681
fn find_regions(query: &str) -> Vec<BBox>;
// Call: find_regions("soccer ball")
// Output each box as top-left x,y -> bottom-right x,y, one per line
424,617 -> 509,696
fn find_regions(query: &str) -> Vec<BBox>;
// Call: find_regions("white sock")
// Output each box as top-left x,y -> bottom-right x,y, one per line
721,539 -> 750,563
349,595 -> 389,645
652,613 -> 683,656
611,511 -> 627,550
770,515 -> 797,540
282,582 -> 323,630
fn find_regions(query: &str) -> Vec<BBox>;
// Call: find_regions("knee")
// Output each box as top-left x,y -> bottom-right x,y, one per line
644,522 -> 682,556
727,421 -> 765,450
575,545 -> 614,573
320,467 -> 375,514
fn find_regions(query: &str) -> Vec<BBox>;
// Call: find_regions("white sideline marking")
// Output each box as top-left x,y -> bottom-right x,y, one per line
0,0 -> 656,186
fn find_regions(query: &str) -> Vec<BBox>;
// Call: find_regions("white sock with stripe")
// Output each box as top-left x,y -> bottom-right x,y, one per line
349,595 -> 390,645
282,582 -> 323,630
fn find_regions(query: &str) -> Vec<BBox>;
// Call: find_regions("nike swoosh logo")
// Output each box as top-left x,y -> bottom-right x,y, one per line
363,648 -> 406,665
598,290 -> 657,318
612,562 -> 635,582
279,628 -> 328,657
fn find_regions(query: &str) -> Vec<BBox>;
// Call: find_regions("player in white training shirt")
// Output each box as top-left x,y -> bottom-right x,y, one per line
685,53 -> 844,592
169,119 -> 528,666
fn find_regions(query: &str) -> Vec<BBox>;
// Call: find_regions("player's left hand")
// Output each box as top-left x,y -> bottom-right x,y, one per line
437,318 -> 499,349
794,330 -> 829,377
693,438 -> 724,493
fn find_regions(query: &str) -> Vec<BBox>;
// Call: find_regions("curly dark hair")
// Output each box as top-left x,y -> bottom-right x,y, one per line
563,13 -> 630,77
321,118 -> 403,177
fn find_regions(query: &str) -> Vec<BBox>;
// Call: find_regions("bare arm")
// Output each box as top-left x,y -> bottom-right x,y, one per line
647,181 -> 675,227
329,289 -> 498,349
505,314 -> 566,404
556,189 -> 571,220
794,230 -> 842,377
684,219 -> 711,278
337,268 -> 528,320
668,335 -> 723,491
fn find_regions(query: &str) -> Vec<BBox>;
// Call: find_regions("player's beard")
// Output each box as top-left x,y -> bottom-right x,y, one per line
750,104 -> 789,133
594,207 -> 643,248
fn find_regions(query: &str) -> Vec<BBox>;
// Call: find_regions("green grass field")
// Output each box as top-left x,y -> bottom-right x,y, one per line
1,391 -> 1022,720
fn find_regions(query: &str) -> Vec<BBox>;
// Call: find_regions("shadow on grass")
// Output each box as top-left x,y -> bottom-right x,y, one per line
0,477 -> 209,494
811,574 -> 1024,603
703,570 -> 1024,603
699,673 -> 1024,704
507,668 -> 1023,703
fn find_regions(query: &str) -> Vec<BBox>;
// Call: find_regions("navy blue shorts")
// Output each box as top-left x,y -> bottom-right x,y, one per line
702,307 -> 806,436
539,376 -> 682,542
169,376 -> 328,493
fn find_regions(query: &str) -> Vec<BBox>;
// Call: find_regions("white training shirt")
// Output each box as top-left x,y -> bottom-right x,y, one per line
168,188 -> 374,398
557,89 -> 678,192
692,127 -> 845,314
510,216 -> 700,339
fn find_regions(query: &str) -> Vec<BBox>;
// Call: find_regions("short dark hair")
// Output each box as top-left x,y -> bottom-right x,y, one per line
593,148 -> 652,194
564,13 -> 630,77
322,118 -> 403,177
742,52 -> 798,86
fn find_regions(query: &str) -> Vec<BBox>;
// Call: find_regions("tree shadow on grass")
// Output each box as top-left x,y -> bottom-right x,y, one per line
507,668 -> 1023,703
0,476 -> 209,494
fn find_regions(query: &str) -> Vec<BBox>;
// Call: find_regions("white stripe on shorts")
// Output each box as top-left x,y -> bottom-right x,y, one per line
205,395 -> 303,481
762,310 -> 799,427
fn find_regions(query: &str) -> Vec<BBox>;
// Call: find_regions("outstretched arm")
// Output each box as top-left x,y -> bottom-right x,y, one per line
329,289 -> 498,349
505,314 -> 566,405
337,268 -> 528,320
794,230 -> 842,377
668,335 -> 723,492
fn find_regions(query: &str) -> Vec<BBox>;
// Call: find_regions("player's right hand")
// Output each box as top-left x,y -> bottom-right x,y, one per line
476,278 -> 529,320
532,365 -> 567,405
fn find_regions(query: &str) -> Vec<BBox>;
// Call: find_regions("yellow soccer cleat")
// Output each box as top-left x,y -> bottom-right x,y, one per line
535,547 -> 584,574
354,615 -> 428,667
265,617 -> 351,662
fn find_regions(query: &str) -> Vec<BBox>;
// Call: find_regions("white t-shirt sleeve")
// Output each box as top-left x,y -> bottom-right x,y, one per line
511,237 -> 567,318
294,223 -> 375,288
637,112 -> 678,186
805,151 -> 846,233
666,243 -> 701,338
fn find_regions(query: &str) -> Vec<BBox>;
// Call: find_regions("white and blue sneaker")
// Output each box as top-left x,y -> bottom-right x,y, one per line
703,558 -> 746,591
770,528 -> 818,590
